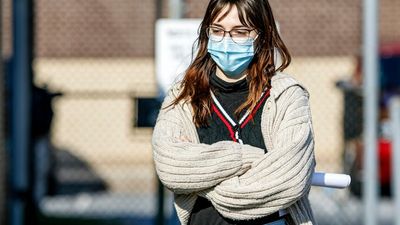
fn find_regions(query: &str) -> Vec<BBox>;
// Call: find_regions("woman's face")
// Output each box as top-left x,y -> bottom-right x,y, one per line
211,5 -> 258,41
210,5 -> 258,82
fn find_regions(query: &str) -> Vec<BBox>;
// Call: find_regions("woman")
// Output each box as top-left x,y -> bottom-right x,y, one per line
152,0 -> 316,224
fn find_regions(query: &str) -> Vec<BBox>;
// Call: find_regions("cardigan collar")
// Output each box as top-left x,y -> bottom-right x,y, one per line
170,72 -> 309,101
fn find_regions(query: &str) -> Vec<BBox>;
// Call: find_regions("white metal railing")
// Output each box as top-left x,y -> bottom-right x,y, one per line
363,0 -> 380,224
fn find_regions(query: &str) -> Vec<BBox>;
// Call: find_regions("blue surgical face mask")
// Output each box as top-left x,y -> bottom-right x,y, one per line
207,36 -> 255,78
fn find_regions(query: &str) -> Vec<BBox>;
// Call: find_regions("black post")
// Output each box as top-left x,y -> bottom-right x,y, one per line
0,0 -> 7,223
156,0 -> 163,19
9,0 -> 34,225
156,178 -> 165,225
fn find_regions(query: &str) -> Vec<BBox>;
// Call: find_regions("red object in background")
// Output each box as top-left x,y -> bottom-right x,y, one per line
379,138 -> 392,185
380,42 -> 400,57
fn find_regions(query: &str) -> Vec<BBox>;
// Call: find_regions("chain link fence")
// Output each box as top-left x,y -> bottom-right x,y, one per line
186,0 -> 400,224
32,1 -> 160,224
2,0 -> 400,225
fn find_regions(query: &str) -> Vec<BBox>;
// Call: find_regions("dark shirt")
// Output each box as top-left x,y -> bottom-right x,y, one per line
189,73 -> 279,225
197,73 -> 267,149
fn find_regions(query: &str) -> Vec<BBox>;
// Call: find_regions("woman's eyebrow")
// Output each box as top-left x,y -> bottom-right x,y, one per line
211,23 -> 249,29
210,23 -> 224,28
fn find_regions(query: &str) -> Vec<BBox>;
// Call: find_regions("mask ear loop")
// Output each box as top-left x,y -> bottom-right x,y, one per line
252,30 -> 263,54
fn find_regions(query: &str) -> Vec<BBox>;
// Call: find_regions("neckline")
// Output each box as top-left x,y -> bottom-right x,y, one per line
210,72 -> 249,93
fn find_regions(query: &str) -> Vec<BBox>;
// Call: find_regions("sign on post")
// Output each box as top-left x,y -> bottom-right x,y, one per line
155,19 -> 202,95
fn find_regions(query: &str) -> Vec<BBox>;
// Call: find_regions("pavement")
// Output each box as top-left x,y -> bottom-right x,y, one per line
39,188 -> 395,225
310,188 -> 394,225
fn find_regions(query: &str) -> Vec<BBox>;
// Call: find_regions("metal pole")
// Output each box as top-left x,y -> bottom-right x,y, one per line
168,0 -> 184,18
10,0 -> 33,225
390,97 -> 400,225
0,0 -> 6,223
156,0 -> 163,19
156,178 -> 165,225
362,0 -> 379,224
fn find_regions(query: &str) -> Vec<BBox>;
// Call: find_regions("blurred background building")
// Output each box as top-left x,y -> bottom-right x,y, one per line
1,0 -> 400,225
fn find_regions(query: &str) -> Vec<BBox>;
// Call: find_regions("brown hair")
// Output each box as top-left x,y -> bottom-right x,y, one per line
172,0 -> 291,127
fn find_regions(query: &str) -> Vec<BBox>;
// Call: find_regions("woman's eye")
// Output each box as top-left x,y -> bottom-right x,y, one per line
231,30 -> 248,36
213,30 -> 224,35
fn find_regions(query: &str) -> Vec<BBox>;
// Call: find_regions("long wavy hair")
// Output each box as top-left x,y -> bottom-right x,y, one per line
172,0 -> 291,127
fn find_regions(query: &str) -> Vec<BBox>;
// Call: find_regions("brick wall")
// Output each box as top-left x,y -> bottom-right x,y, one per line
35,0 -> 156,57
185,0 -> 400,56
1,0 -> 12,58
380,0 -> 400,44
186,0 -> 362,56
2,1 -> 399,58
268,0 -> 361,56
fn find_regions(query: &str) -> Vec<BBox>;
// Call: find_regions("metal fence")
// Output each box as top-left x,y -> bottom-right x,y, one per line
2,0 -> 400,225
33,1 -> 160,224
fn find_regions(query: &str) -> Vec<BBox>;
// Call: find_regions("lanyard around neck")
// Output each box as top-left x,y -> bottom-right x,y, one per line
210,88 -> 270,144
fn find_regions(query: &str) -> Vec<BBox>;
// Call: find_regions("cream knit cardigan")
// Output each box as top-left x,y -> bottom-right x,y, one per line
152,72 -> 316,225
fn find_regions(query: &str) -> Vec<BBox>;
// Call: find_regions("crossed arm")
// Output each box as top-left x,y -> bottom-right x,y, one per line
152,86 -> 315,219
152,94 -> 265,194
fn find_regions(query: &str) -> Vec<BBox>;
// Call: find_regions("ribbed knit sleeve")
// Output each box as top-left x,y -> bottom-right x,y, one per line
152,91 -> 265,195
198,86 -> 316,221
